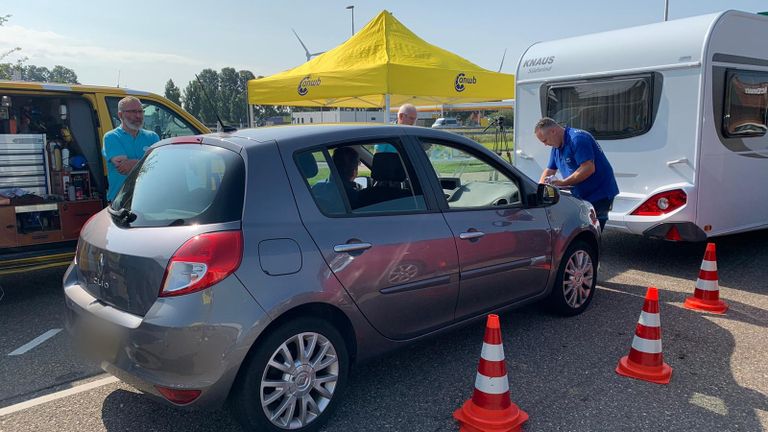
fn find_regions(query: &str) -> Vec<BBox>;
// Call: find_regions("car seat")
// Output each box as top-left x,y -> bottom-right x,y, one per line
356,152 -> 412,208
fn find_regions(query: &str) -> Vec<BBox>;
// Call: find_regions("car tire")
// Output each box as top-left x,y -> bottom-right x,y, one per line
230,317 -> 349,432
547,240 -> 597,316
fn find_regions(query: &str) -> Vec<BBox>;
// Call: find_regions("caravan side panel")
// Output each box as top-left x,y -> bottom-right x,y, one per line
697,12 -> 768,236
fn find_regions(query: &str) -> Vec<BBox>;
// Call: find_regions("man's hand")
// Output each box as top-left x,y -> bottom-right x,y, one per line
111,156 -> 138,175
116,159 -> 138,175
539,168 -> 557,184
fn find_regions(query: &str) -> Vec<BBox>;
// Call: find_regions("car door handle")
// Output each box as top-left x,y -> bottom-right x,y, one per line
333,242 -> 373,254
459,231 -> 485,240
666,158 -> 689,167
516,150 -> 533,160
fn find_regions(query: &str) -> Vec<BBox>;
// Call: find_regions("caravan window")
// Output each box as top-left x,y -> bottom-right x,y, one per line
723,70 -> 768,138
545,75 -> 653,140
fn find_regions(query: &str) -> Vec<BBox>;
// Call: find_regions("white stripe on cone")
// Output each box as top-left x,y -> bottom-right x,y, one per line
631,336 -> 663,354
700,260 -> 717,271
474,373 -> 510,395
638,311 -> 661,327
480,342 -> 505,362
696,278 -> 719,291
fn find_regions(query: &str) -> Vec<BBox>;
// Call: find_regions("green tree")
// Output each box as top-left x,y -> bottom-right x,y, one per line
181,69 -> 220,127
48,65 -> 78,84
218,67 -> 239,124
23,65 -> 49,81
182,80 -> 204,122
232,69 -> 256,127
164,79 -> 181,106
196,68 -> 220,126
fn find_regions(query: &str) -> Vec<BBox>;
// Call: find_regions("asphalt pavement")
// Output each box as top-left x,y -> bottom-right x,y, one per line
0,230 -> 766,431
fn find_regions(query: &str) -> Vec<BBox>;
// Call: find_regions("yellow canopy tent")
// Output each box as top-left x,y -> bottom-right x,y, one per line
247,10 -> 515,117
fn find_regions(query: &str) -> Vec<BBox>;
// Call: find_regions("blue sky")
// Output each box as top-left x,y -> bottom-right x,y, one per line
2,1 -> 767,95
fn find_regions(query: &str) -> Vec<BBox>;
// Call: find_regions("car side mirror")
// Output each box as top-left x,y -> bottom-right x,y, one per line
536,183 -> 560,206
354,176 -> 371,189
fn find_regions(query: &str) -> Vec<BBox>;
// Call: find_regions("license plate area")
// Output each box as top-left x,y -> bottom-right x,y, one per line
74,315 -> 123,363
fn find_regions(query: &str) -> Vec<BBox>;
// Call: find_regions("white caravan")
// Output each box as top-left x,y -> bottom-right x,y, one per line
513,10 -> 768,241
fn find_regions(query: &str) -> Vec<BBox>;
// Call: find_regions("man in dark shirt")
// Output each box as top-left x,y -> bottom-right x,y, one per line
535,117 -> 619,230
332,147 -> 361,207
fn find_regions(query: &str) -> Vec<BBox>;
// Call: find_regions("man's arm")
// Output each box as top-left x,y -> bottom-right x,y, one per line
540,148 -> 559,183
552,160 -> 595,187
539,168 -> 557,184
112,157 -> 138,175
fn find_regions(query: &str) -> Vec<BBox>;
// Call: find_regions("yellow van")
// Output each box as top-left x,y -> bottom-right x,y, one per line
0,81 -> 209,274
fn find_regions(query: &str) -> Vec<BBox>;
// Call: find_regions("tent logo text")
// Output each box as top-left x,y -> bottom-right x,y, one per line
454,73 -> 477,92
298,76 -> 322,96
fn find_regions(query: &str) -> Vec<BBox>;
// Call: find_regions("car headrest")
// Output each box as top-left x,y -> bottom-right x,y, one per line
371,152 -> 406,183
296,152 -> 318,178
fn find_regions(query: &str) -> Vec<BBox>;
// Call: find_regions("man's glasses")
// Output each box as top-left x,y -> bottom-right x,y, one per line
121,109 -> 144,114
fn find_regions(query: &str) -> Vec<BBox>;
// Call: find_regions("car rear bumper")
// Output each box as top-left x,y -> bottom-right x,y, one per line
62,263 -> 270,408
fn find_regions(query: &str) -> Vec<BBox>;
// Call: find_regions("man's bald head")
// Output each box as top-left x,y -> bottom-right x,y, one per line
397,104 -> 417,125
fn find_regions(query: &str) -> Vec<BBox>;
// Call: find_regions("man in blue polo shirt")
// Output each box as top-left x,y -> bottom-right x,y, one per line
102,96 -> 159,201
535,117 -> 619,230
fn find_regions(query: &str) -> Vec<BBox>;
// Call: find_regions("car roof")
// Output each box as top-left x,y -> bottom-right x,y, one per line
199,123 -> 468,149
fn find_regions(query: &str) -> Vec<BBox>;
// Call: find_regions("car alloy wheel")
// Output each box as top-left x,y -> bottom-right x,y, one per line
562,249 -> 594,309
548,240 -> 597,316
231,317 -> 348,432
261,332 -> 340,429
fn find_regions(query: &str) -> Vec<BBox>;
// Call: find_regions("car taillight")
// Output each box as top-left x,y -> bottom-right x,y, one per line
159,231 -> 243,297
631,189 -> 687,216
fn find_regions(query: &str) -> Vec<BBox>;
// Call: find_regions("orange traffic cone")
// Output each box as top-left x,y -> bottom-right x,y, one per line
683,243 -> 728,314
616,287 -> 672,384
453,314 -> 528,432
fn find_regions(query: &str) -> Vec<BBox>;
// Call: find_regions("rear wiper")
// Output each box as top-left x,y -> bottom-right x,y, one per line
107,206 -> 138,224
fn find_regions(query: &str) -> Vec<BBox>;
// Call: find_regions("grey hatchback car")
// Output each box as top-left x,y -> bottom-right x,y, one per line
64,124 -> 600,431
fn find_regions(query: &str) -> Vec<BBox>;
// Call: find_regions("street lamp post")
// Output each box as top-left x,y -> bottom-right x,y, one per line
346,5 -> 355,37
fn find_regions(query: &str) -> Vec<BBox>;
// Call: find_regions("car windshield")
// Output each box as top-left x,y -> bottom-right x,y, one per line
111,144 -> 245,227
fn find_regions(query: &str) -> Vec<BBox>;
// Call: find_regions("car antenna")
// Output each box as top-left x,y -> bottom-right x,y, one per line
194,74 -> 237,133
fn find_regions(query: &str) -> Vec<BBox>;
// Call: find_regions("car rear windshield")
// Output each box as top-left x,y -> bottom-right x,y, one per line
110,144 -> 244,227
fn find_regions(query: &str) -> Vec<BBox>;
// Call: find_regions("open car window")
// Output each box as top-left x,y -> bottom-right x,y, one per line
416,139 -> 521,209
296,142 -> 427,216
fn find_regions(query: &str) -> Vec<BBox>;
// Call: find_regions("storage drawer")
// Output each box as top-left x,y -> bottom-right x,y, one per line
60,200 -> 103,240
16,230 -> 63,246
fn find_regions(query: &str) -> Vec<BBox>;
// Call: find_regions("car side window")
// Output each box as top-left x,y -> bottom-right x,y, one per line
296,142 -> 427,216
417,139 -> 521,209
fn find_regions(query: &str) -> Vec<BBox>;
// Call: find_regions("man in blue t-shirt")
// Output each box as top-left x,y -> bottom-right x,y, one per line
535,117 -> 619,230
102,96 -> 159,201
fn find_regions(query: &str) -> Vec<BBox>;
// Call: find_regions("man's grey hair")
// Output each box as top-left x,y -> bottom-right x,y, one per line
118,96 -> 142,113
534,117 -> 560,132
398,103 -> 417,116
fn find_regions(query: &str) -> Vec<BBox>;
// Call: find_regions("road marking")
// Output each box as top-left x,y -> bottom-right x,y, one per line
7,329 -> 62,356
0,376 -> 119,417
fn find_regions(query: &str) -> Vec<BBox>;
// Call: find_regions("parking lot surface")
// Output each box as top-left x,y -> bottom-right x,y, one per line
1,230 -> 766,431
